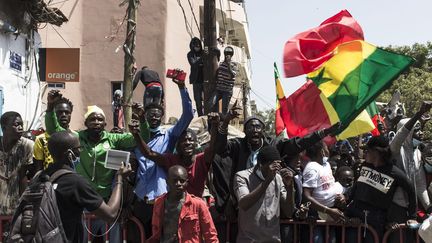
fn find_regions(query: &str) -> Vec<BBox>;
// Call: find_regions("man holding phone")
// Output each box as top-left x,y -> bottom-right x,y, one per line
133,74 -> 194,239
209,46 -> 237,115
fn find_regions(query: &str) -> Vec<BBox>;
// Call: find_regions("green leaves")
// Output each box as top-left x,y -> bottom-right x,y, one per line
379,42 -> 432,139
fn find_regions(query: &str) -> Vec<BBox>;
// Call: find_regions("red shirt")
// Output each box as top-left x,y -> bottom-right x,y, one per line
159,152 -> 209,197
148,193 -> 219,243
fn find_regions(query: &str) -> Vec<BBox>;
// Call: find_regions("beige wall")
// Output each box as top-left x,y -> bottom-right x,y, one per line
40,0 -> 247,130
165,0 -> 202,120
39,0 -> 180,130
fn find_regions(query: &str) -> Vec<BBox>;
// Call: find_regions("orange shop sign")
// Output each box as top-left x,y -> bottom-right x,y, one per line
38,48 -> 80,82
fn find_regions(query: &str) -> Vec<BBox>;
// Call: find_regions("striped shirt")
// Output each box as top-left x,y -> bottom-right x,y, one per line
216,61 -> 237,93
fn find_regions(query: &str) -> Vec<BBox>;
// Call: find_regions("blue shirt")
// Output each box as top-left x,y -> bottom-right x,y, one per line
134,88 -> 193,200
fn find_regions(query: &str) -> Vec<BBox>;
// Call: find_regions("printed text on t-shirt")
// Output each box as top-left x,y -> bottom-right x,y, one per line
357,167 -> 394,193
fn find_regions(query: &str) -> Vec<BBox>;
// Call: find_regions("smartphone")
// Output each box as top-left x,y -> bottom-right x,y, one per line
166,69 -> 177,79
166,69 -> 187,82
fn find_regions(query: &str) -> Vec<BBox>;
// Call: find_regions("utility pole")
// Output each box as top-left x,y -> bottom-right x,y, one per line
122,0 -> 138,131
242,80 -> 250,119
203,0 -> 218,114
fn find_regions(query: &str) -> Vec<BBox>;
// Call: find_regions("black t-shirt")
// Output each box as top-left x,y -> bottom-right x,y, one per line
137,69 -> 161,86
351,163 -> 416,218
48,166 -> 103,243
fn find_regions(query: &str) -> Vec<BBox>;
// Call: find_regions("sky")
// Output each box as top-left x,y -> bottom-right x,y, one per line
245,0 -> 432,111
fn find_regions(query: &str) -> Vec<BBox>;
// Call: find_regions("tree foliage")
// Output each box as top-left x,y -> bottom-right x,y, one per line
379,42 -> 432,138
256,108 -> 276,138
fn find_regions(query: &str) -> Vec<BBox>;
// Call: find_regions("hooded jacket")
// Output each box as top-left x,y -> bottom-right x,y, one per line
187,37 -> 204,84
391,118 -> 430,210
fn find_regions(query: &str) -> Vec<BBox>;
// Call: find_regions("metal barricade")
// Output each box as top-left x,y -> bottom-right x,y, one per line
280,219 -> 380,243
382,224 -> 421,243
0,214 -> 146,243
0,215 -> 12,243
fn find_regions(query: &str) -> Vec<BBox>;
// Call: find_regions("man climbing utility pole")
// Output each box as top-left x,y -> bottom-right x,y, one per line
203,0 -> 219,114
122,0 -> 139,130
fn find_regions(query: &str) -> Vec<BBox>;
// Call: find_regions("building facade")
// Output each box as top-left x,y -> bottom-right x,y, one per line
38,0 -> 252,130
0,0 -> 67,131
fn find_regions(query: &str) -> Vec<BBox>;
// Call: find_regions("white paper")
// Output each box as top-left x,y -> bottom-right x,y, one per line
105,149 -> 130,170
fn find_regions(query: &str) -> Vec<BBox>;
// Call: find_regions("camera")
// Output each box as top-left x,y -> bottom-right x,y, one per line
166,69 -> 187,82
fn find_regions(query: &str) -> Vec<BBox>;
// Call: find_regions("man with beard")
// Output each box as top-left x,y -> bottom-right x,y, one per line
34,96 -> 74,170
130,113 -> 219,197
44,90 -> 149,242
0,111 -> 34,216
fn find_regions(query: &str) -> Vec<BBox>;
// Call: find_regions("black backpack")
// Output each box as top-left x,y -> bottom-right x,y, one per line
6,169 -> 72,243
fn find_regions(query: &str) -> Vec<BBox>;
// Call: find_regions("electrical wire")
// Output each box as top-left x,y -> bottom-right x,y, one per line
83,186 -> 123,238
227,1 -> 235,31
47,0 -> 70,6
106,11 -> 128,42
28,46 -> 46,130
50,24 -> 71,47
186,0 -> 201,37
38,22 -> 48,29
177,0 -> 194,38
250,88 -> 274,109
218,0 -> 228,32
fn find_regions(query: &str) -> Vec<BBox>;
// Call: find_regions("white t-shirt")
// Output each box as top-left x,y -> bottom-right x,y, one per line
302,161 -> 343,207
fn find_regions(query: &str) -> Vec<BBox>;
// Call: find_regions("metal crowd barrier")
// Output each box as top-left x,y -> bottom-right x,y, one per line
0,214 -> 147,243
280,219 -> 380,243
381,224 -> 421,243
0,215 -> 425,243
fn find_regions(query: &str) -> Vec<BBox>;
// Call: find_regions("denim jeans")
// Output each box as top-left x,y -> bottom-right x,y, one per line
209,90 -> 232,115
144,85 -> 163,107
193,82 -> 204,116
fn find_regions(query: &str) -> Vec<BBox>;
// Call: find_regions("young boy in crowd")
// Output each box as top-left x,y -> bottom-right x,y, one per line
148,165 -> 218,243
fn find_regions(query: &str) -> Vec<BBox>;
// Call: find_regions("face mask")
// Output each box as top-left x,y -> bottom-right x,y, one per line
413,138 -> 422,148
149,126 -> 161,133
323,156 -> 328,164
71,157 -> 80,170
194,47 -> 201,52
67,149 -> 80,170
424,162 -> 432,174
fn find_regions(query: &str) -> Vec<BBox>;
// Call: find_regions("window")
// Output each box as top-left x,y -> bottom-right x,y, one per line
111,81 -> 123,100
47,83 -> 65,89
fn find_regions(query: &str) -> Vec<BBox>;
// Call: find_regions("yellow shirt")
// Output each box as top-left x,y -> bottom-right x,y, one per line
33,132 -> 54,169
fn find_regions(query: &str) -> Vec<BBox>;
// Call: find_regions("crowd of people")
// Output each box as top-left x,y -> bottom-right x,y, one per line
1,38 -> 432,243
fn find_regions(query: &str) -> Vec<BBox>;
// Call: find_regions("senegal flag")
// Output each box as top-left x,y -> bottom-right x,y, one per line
307,40 -> 413,132
275,66 -> 374,140
366,101 -> 385,136
283,10 -> 364,77
274,63 -> 287,137
281,80 -> 375,140
280,10 -> 413,139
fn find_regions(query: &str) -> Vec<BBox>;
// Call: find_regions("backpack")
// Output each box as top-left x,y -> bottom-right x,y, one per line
6,169 -> 73,243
